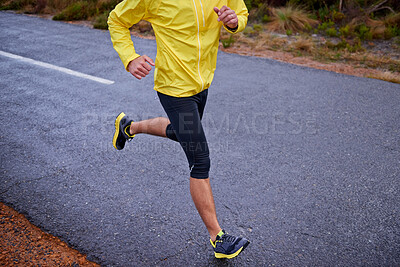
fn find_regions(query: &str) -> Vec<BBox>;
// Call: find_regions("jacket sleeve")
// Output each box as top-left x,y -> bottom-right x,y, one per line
224,0 -> 248,34
107,0 -> 148,71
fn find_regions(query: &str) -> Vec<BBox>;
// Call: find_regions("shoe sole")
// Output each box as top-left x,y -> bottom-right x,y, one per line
113,112 -> 126,150
214,240 -> 250,259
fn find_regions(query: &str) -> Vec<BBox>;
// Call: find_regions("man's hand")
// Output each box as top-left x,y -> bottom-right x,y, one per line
213,6 -> 238,29
127,55 -> 155,80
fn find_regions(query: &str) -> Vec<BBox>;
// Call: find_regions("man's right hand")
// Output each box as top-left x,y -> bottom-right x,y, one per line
127,55 -> 155,80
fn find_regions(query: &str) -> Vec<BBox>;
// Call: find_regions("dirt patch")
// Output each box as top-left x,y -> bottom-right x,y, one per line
0,202 -> 98,266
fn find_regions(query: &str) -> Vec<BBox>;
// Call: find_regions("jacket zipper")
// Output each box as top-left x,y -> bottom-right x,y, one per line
199,0 -> 205,27
192,0 -> 205,91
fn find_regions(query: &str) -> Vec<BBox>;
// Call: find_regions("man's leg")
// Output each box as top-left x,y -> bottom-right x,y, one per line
130,117 -> 170,137
128,116 -> 221,241
115,90 -> 249,258
190,177 -> 221,241
155,91 -> 249,258
156,90 -> 223,241
127,115 -> 221,240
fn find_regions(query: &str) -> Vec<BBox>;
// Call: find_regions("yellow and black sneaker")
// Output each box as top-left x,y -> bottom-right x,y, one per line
113,112 -> 135,150
210,229 -> 250,259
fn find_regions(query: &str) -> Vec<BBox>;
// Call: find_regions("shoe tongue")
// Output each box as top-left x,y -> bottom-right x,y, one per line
216,229 -> 225,240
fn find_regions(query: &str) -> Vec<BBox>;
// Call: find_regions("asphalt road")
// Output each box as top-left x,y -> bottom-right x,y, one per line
1,11 -> 399,266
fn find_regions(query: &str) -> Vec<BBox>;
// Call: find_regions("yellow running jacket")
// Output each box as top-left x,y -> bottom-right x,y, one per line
108,0 -> 248,97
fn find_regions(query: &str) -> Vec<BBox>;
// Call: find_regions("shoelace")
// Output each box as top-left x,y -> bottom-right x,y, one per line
221,233 -> 236,243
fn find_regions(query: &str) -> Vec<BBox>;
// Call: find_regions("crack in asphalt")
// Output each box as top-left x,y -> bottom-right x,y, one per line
295,231 -> 321,239
223,204 -> 239,216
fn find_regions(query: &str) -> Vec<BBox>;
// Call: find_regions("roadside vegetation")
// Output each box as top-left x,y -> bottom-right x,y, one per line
231,0 -> 400,83
1,0 -> 399,83
0,0 -> 120,28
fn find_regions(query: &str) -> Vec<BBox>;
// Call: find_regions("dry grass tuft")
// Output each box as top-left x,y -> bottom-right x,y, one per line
291,37 -> 314,52
384,12 -> 400,26
366,18 -> 386,39
369,71 -> 400,84
253,33 -> 288,51
267,5 -> 318,33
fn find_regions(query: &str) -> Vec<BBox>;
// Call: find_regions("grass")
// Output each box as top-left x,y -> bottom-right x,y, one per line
368,71 -> 400,84
93,11 -> 109,29
221,35 -> 235,48
291,37 -> 314,52
251,32 -> 288,51
267,5 -> 318,33
0,0 -> 36,12
53,1 -> 92,20
326,27 -> 338,37
318,21 -> 335,32
384,12 -> 400,27
45,0 -> 79,12
339,25 -> 352,38
0,0 -> 122,25
314,45 -> 400,71
227,25 -> 400,84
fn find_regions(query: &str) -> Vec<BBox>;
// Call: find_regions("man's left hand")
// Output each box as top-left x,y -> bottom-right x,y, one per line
213,6 -> 238,29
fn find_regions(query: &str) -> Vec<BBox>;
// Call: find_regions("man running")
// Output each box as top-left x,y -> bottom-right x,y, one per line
108,0 -> 249,259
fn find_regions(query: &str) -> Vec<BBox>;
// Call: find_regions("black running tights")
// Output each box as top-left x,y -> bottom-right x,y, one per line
157,89 -> 210,179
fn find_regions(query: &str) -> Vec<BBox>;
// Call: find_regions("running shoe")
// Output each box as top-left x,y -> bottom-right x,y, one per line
210,229 -> 250,259
113,112 -> 135,150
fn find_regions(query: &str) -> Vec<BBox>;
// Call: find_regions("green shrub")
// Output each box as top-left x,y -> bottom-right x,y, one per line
93,11 -> 109,29
0,0 -> 35,10
286,29 -> 293,35
384,25 -> 400,39
346,38 -> 364,52
221,35 -> 235,48
317,5 -> 333,22
318,20 -> 335,31
308,13 -> 318,21
52,12 -> 65,20
327,39 -> 347,50
384,12 -> 400,28
287,0 -> 335,11
326,27 -> 337,37
243,25 -> 257,36
253,3 -> 269,22
98,0 -> 121,14
332,10 -> 345,22
356,24 -> 372,40
253,23 -> 263,32
334,52 -> 342,59
304,22 -> 313,32
339,25 -> 351,37
326,38 -> 364,52
395,36 -> 400,47
384,27 -> 393,39
53,1 -> 95,21
262,14 -> 271,23
244,0 -> 253,10
388,64 -> 399,73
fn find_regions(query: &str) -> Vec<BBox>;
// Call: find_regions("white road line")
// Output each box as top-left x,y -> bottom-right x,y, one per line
0,50 -> 114,85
